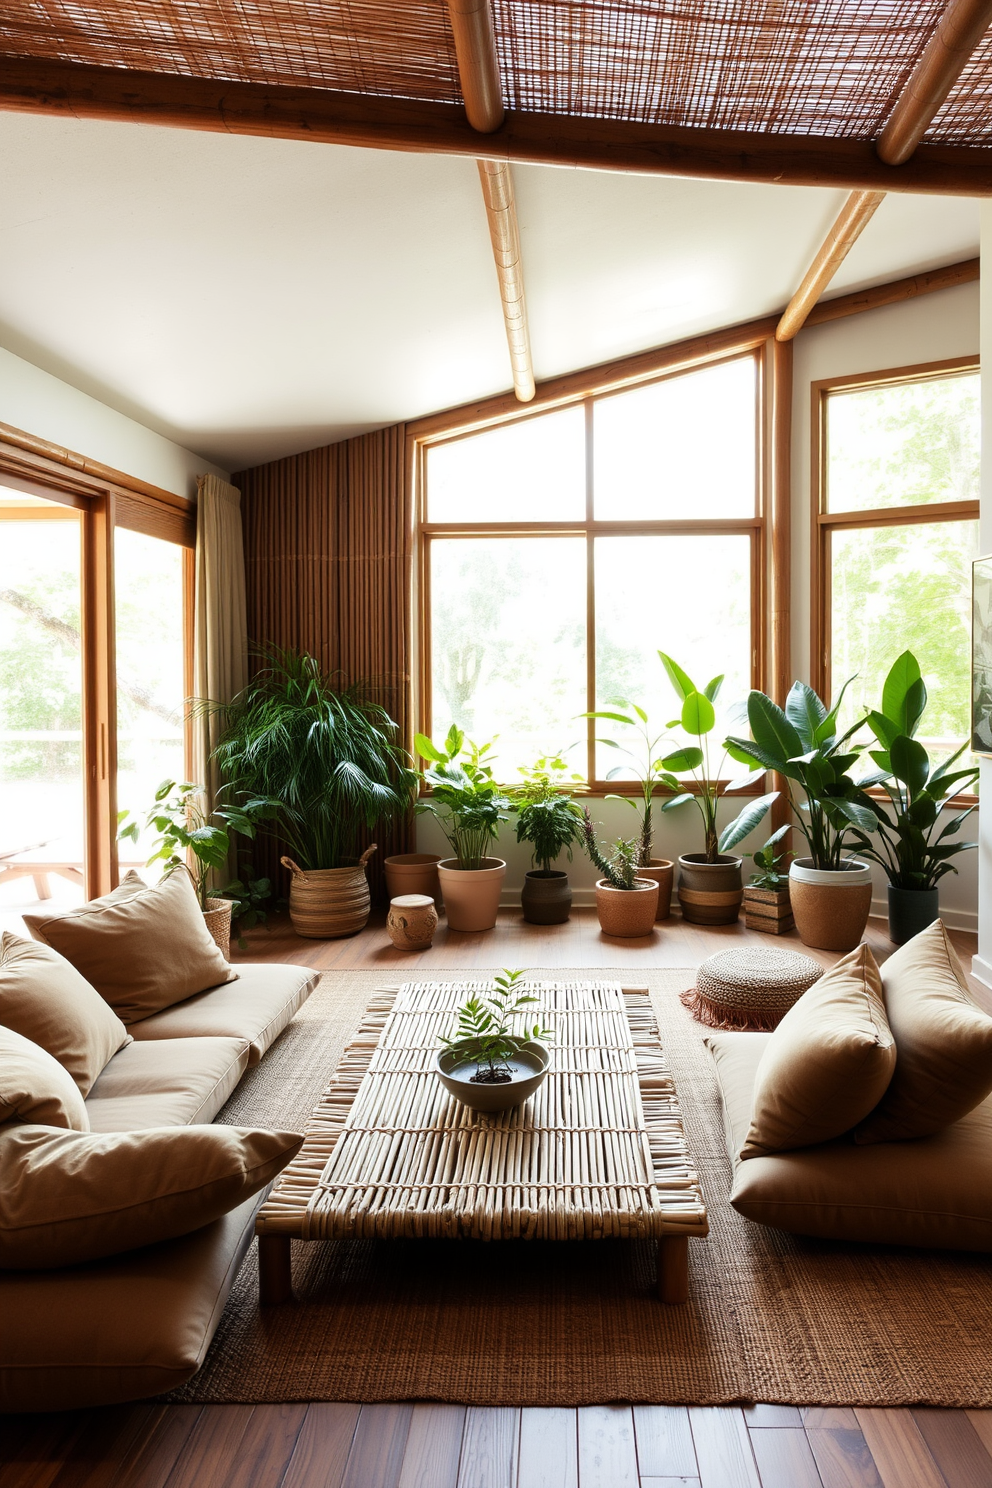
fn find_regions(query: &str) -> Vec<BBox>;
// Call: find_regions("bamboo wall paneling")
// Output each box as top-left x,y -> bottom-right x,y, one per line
446,0 -> 503,132
80,493 -> 119,897
776,191 -> 887,342
877,0 -> 992,165
7,56 -> 992,196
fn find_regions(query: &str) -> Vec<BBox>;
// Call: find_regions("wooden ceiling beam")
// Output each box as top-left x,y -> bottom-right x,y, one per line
446,0 -> 504,133
775,190 -> 886,341
477,159 -> 534,401
877,0 -> 992,165
5,57 -> 992,195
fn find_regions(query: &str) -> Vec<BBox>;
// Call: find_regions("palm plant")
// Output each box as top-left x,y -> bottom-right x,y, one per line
204,646 -> 416,870
512,754 -> 585,873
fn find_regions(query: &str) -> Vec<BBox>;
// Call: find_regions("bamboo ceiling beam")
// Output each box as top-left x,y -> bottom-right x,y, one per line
877,0 -> 992,165
776,190 -> 886,341
477,159 -> 534,401
5,57 -> 992,195
446,0 -> 504,133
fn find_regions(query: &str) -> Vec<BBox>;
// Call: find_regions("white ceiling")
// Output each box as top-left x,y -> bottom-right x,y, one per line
0,112 -> 980,471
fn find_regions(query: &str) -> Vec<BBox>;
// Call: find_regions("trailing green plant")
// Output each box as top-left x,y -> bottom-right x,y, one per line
439,968 -> 550,1084
118,779 -> 277,908
748,825 -> 792,889
581,701 -> 680,864
202,646 -> 417,871
724,677 -> 876,871
415,726 -> 511,870
580,810 -> 643,890
218,858 -> 272,951
844,650 -> 979,891
511,754 -> 586,874
656,652 -> 778,862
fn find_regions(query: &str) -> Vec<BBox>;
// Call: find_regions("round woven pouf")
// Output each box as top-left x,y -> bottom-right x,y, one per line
680,946 -> 822,1030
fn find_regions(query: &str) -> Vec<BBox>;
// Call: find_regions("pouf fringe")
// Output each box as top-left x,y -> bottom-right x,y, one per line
679,986 -> 787,1031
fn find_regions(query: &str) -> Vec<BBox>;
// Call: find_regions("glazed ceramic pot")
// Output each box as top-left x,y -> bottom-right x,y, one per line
521,869 -> 571,925
384,853 -> 442,906
637,858 -> 674,921
887,885 -> 939,946
788,857 -> 872,951
436,1039 -> 550,1113
594,878 -> 659,937
437,857 -> 506,932
677,853 -> 744,926
387,893 -> 439,950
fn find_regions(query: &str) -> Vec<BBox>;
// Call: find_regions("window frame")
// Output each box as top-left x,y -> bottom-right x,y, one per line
810,353 -> 980,800
414,344 -> 768,793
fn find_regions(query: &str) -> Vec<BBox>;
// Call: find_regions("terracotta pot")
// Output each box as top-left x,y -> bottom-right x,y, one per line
436,1039 -> 550,1113
677,854 -> 743,925
437,857 -> 506,932
638,858 -> 674,921
521,869 -> 571,925
594,878 -> 659,937
384,853 -> 442,906
788,857 -> 872,951
743,883 -> 794,935
887,885 -> 939,946
202,897 -> 232,960
387,893 -> 438,950
281,848 -> 375,939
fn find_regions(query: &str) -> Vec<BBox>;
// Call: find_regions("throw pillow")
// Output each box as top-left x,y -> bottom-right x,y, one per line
0,933 -> 131,1096
24,866 -> 238,1025
855,919 -> 992,1144
0,1025 -> 89,1130
0,1122 -> 303,1268
741,943 -> 895,1159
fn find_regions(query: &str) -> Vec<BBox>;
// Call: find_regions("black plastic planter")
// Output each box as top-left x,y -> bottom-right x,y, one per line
887,885 -> 939,945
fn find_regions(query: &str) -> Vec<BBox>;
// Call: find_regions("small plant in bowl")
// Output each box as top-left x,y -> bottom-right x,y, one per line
742,825 -> 795,935
436,969 -> 552,1113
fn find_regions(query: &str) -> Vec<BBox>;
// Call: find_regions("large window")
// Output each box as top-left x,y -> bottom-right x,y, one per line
419,352 -> 763,783
814,359 -> 979,756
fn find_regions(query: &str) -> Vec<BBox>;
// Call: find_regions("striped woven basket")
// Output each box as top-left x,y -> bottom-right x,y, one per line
680,946 -> 822,1030
281,847 -> 376,939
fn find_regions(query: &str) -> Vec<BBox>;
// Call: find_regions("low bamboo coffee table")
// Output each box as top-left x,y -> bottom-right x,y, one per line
256,979 -> 708,1304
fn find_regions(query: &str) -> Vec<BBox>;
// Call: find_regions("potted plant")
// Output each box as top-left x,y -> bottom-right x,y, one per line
582,700 -> 677,919
118,779 -> 277,958
742,825 -> 794,934
725,678 -> 877,950
217,859 -> 273,952
511,754 -> 586,925
580,811 -> 659,936
845,651 -> 979,945
436,968 -> 551,1113
657,653 -> 778,924
415,728 -> 511,932
207,646 -> 417,939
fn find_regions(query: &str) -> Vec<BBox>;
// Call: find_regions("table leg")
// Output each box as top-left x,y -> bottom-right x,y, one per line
657,1235 -> 689,1304
258,1234 -> 294,1305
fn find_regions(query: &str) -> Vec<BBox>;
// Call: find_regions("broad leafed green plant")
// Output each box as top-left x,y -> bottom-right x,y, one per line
511,754 -> 586,874
747,824 -> 792,889
204,646 -> 417,871
439,968 -> 550,1084
415,727 -> 511,870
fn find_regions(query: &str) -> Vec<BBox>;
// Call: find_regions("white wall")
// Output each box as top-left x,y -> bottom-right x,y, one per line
0,345 -> 229,498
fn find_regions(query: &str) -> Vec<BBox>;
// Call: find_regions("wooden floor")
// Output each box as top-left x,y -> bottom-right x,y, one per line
3,909 -> 988,1488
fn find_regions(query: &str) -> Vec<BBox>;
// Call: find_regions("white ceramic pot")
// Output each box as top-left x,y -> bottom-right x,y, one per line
437,857 -> 506,932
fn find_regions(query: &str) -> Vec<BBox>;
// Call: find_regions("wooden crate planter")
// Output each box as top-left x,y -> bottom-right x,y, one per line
743,884 -> 794,935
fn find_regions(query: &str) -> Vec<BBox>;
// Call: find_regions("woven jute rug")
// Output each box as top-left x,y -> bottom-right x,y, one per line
172,967 -> 992,1408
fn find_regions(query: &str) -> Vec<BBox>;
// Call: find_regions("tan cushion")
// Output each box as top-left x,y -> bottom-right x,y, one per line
0,1192 -> 263,1412
0,1121 -> 302,1269
855,919 -> 992,1144
708,1029 -> 992,1251
24,867 -> 238,1025
129,962 -> 319,1064
85,1036 -> 250,1131
0,1025 -> 89,1130
0,933 -> 131,1096
740,943 -> 895,1159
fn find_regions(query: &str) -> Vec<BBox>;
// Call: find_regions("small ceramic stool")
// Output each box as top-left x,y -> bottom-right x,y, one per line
387,894 -> 438,951
680,945 -> 822,1030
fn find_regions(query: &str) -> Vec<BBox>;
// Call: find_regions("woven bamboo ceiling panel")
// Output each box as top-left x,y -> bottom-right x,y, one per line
1,0 -> 990,144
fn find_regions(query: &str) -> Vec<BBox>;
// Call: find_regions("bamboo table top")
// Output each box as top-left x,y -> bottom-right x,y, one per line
256,979 -> 708,1245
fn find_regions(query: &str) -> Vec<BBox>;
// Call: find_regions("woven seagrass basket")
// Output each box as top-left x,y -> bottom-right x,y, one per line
201,897 -> 233,960
281,846 -> 376,939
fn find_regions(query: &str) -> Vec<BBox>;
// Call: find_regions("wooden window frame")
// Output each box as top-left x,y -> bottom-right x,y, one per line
810,354 -> 980,801
413,342 -> 769,795
0,422 -> 196,897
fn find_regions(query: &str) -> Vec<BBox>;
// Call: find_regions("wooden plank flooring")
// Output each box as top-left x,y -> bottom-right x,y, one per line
0,909 -> 985,1488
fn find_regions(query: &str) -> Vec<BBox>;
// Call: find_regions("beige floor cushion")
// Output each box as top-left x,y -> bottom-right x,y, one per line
128,963 -> 320,1064
0,1191 -> 263,1412
85,1036 -> 251,1131
0,1121 -> 302,1268
741,943 -> 895,1158
0,933 -> 131,1096
0,1025 -> 89,1130
24,867 -> 237,1024
708,1030 -> 992,1250
856,919 -> 992,1144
